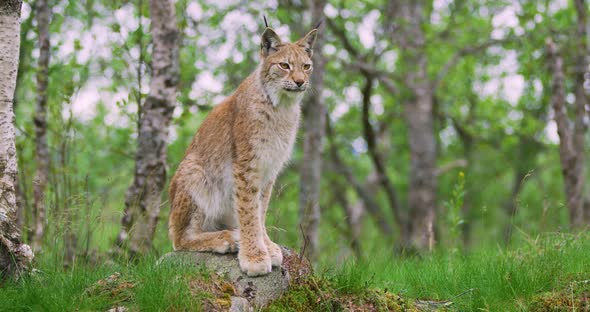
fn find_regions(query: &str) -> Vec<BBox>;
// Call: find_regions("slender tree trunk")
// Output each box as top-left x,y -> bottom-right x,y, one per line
0,0 -> 34,280
60,131 -> 77,267
31,0 -> 50,251
503,133 -> 543,243
116,0 -> 145,251
405,84 -> 437,251
546,38 -> 587,228
331,175 -> 363,258
449,114 -> 475,246
116,0 -> 179,257
502,167 -> 527,244
326,117 -> 394,237
572,0 -> 589,225
298,0 -> 326,262
360,76 -> 405,235
395,1 -> 437,250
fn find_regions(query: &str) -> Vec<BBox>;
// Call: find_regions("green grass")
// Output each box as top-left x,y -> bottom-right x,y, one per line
1,233 -> 588,311
323,232 -> 590,311
0,258 -> 210,312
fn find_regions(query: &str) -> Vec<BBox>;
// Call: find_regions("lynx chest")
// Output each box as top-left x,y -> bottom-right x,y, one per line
256,103 -> 301,185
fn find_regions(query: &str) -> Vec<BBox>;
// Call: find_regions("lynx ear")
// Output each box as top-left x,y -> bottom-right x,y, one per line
297,29 -> 318,57
261,28 -> 282,57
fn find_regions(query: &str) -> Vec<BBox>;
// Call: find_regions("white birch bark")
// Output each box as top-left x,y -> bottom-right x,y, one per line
0,0 -> 34,279
117,0 -> 179,257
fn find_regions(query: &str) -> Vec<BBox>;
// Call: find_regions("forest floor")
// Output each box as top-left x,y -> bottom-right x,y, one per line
1,232 -> 589,311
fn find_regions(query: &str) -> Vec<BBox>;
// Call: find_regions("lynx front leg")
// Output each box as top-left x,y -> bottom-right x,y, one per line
261,182 -> 283,267
234,157 -> 271,276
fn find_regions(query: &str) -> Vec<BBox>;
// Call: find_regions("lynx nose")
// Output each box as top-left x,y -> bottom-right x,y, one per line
294,80 -> 304,87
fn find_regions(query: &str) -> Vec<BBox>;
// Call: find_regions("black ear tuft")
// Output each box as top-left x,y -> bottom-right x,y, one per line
314,19 -> 323,30
261,28 -> 282,57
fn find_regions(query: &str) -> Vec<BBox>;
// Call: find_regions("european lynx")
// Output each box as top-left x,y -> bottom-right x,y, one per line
168,26 -> 318,276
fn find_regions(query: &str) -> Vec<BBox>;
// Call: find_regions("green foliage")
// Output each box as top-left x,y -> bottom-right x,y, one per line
444,171 -> 465,252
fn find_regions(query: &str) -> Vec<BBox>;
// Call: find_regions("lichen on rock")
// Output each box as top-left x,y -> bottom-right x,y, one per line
157,247 -> 309,311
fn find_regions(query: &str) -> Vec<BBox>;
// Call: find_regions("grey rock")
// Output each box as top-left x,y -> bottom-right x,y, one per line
229,296 -> 252,312
158,248 -> 295,308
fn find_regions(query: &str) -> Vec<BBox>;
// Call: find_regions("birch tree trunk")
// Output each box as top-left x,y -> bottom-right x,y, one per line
0,0 -> 34,279
548,0 -> 589,227
298,0 -> 326,262
116,0 -> 179,257
572,0 -> 589,225
394,1 -> 437,250
31,0 -> 51,251
15,173 -> 25,232
547,36 -> 588,228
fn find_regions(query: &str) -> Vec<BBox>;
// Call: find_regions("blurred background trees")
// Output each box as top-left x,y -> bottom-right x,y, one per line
6,0 -> 589,266
31,0 -> 50,252
299,0 -> 327,262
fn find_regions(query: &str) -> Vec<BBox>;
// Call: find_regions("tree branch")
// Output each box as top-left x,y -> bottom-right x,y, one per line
327,17 -> 399,95
325,18 -> 359,57
546,38 -> 573,153
432,38 -> 510,90
573,0 -> 589,155
360,74 -> 405,228
325,116 -> 394,236
547,37 -> 587,226
435,159 -> 468,177
435,0 -> 466,40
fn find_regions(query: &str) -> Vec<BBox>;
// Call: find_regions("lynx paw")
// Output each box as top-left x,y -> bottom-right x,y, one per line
238,250 -> 272,277
211,230 -> 239,254
267,241 -> 283,267
212,239 -> 238,254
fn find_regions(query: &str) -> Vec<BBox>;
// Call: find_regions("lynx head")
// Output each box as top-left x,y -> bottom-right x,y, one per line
258,27 -> 318,104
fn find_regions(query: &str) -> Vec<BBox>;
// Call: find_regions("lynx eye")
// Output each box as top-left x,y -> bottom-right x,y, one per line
278,62 -> 290,70
303,64 -> 311,70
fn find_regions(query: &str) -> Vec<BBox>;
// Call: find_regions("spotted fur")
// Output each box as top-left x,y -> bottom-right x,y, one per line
169,27 -> 318,276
